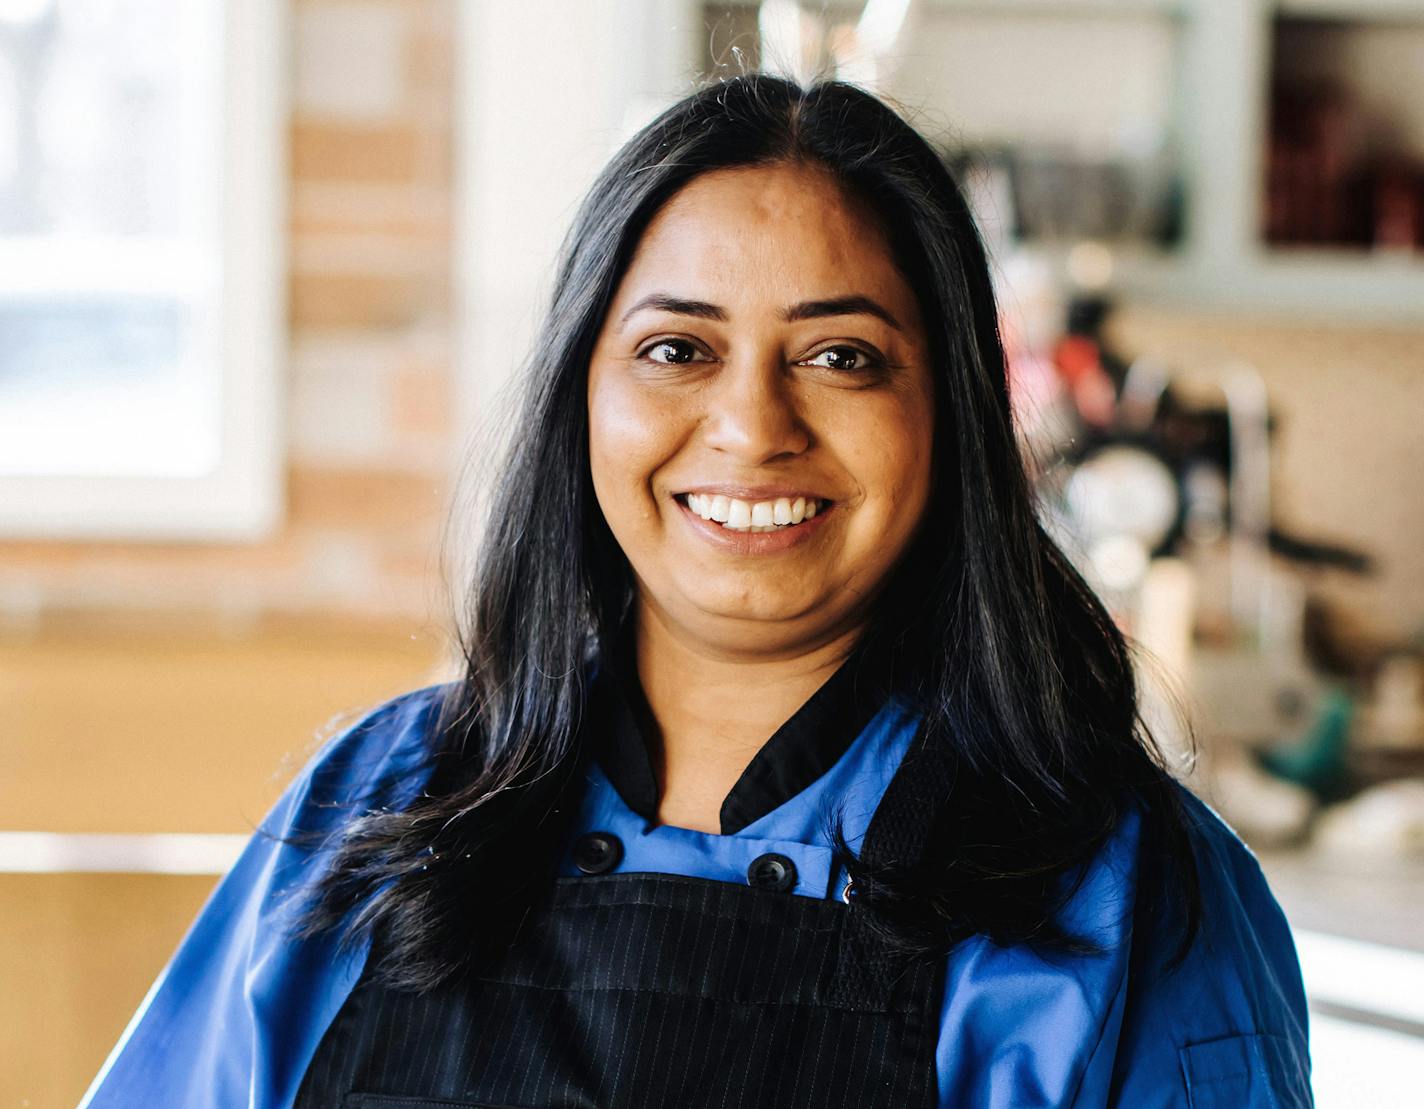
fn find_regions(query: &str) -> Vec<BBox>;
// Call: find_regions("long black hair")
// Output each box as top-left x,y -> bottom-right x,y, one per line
301,75 -> 1200,989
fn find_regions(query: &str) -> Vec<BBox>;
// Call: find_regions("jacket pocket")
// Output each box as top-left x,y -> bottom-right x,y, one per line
1178,1033 -> 1312,1108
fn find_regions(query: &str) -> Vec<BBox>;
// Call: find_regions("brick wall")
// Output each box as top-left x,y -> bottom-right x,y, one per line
0,0 -> 459,635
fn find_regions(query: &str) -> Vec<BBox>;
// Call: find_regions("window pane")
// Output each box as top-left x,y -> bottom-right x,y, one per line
0,0 -> 222,479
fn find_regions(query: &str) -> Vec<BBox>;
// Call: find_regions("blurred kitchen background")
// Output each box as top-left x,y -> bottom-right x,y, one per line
1,1 -> 1421,1105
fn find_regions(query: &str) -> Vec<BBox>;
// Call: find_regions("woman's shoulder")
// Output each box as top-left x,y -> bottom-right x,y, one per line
1117,778 -> 1307,1002
932,780 -> 1311,1107
268,680 -> 458,840
306,681 -> 454,782
77,682 -> 461,1108
1170,779 -> 1275,879
1105,779 -> 1313,1105
1088,778 -> 1297,937
1158,780 -> 1304,974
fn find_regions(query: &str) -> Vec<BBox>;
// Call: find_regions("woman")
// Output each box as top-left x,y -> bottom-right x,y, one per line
83,76 -> 1311,1108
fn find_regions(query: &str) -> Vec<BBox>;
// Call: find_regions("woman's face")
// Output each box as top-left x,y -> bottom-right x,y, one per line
587,162 -> 936,656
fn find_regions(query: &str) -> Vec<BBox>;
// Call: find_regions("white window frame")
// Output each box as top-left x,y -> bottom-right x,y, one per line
0,0 -> 286,541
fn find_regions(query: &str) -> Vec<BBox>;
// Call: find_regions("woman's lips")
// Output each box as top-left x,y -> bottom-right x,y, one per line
682,491 -> 824,530
673,493 -> 831,553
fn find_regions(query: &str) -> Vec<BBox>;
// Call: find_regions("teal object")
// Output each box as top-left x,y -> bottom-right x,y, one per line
1261,683 -> 1355,799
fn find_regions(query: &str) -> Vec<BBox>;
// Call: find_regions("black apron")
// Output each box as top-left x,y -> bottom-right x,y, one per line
295,725 -> 945,1109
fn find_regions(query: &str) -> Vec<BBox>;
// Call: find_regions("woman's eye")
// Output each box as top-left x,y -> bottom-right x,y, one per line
804,345 -> 879,373
639,338 -> 706,365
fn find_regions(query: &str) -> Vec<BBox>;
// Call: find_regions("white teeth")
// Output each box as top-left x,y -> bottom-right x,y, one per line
684,493 -> 823,532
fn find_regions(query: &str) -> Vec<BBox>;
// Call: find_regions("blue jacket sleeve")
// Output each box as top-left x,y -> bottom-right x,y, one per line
79,684 -> 449,1109
1101,787 -> 1313,1108
931,786 -> 1312,1108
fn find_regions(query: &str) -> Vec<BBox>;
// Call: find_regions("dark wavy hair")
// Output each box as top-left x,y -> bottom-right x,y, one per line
301,74 -> 1201,989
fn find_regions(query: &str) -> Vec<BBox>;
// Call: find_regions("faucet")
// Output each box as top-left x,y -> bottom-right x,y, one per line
1120,353 -> 1274,648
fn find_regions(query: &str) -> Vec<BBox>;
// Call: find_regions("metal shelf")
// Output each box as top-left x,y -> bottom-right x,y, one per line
925,0 -> 1187,14
1275,0 -> 1424,21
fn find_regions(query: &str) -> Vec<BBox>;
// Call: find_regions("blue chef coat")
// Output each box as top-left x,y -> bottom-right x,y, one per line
81,681 -> 1313,1108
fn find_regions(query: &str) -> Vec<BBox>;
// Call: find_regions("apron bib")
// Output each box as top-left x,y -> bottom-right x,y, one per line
297,722 -> 945,1108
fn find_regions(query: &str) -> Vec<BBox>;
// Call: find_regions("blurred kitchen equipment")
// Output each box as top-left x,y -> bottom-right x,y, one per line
1027,297 -> 1386,842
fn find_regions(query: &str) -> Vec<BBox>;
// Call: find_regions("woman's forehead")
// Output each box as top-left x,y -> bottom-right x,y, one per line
610,163 -> 916,324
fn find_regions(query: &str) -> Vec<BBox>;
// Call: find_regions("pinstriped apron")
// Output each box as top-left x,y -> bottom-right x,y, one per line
295,724 -> 945,1108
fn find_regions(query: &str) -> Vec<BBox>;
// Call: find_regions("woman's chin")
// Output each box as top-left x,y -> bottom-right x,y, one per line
658,586 -> 846,647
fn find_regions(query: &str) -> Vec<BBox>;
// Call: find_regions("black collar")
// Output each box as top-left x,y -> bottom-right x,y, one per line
587,633 -> 898,835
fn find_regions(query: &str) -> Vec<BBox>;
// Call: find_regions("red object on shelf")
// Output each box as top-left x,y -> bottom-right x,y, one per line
1264,81 -> 1370,248
1372,158 -> 1423,252
1052,334 -> 1115,429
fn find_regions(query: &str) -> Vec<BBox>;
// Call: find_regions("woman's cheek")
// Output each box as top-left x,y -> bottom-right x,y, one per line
848,404 -> 933,556
589,377 -> 679,525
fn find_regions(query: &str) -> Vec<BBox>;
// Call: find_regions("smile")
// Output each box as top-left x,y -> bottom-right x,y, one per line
680,493 -> 824,533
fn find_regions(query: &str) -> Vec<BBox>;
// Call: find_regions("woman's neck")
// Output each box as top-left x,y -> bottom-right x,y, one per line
633,605 -> 862,834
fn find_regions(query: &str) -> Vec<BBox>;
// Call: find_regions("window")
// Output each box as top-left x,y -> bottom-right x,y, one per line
0,0 -> 283,539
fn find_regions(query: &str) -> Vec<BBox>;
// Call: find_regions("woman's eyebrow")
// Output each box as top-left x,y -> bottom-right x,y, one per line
783,295 -> 902,332
619,295 -> 727,326
618,292 -> 902,331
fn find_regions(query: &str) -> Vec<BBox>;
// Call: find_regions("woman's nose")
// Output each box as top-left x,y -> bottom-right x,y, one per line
699,355 -> 811,463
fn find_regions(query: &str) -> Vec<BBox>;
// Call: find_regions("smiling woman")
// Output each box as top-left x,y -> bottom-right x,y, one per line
586,162 -> 936,829
82,77 -> 1312,1108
